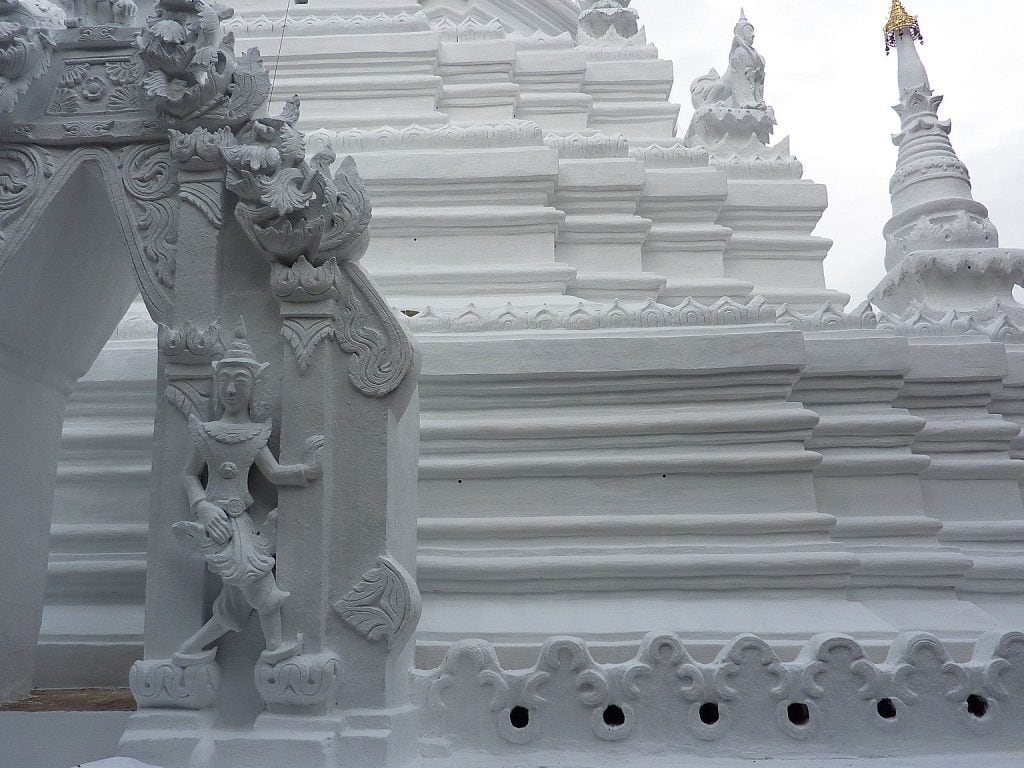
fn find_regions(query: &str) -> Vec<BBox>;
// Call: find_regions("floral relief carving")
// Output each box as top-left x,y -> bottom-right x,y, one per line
120,143 -> 178,289
0,145 -> 53,244
335,261 -> 416,397
47,56 -> 143,115
136,0 -> 270,130
335,555 -> 421,651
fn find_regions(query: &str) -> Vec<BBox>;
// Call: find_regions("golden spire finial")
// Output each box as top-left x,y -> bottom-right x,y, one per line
884,0 -> 923,53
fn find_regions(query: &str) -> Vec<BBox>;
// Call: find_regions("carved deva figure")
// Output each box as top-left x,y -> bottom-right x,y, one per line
691,9 -> 766,110
172,320 -> 323,663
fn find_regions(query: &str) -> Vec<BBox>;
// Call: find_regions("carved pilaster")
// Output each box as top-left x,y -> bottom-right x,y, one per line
271,256 -> 338,374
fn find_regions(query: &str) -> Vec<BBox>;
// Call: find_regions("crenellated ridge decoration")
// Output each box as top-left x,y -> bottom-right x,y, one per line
415,631 -> 1024,753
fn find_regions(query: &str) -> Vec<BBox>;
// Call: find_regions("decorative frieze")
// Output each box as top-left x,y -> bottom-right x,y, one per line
309,121 -> 545,155
398,297 -> 776,334
414,631 -> 1024,754
544,131 -> 628,159
226,11 -> 431,37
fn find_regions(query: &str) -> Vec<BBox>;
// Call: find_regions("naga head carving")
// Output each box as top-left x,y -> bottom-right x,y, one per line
222,96 -> 372,266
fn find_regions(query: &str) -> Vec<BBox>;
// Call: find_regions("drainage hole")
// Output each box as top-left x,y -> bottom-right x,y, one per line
603,704 -> 626,727
457,479 -> 463,484
787,702 -> 810,726
876,698 -> 897,720
967,694 -> 988,718
698,702 -> 720,725
509,705 -> 529,729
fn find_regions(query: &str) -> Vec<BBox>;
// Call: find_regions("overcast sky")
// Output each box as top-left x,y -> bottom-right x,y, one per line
633,0 -> 1024,305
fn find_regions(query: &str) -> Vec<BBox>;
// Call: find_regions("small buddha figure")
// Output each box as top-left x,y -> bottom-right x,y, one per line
691,9 -> 767,110
172,319 -> 323,663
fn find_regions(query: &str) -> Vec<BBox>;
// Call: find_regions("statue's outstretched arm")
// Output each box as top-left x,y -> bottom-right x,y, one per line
256,435 -> 324,487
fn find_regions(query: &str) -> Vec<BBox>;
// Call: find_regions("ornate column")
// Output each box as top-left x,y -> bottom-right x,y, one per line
121,24 -> 423,752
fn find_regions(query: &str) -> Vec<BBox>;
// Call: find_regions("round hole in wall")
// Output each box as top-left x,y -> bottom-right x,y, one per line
509,706 -> 529,729
967,694 -> 988,718
603,704 -> 626,728
698,702 -> 720,725
662,474 -> 668,479
876,698 -> 897,720
457,479 -> 463,484
786,702 -> 810,726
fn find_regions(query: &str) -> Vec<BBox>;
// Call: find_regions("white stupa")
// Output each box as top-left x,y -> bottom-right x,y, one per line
1,2 -> 1023,767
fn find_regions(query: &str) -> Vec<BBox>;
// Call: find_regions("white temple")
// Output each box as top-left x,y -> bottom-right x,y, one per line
2,1 -> 1024,766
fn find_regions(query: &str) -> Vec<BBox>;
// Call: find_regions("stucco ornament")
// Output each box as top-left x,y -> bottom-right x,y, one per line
171,319 -> 324,663
334,555 -> 421,651
682,10 -> 799,179
577,0 -> 637,41
225,98 -> 415,398
0,0 -> 64,114
222,96 -> 371,265
136,0 -> 270,129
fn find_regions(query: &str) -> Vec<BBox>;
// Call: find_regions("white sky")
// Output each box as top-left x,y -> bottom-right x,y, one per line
634,0 -> 1024,304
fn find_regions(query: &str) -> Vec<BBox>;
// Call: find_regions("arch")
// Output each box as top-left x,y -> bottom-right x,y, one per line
0,145 -> 173,699
0,144 -> 177,326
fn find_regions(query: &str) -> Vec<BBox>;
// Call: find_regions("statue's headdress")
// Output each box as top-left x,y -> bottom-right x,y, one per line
212,318 -> 270,375
733,8 -> 755,40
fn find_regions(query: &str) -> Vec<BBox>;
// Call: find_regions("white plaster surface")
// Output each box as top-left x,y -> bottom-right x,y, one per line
4,1 -> 1024,767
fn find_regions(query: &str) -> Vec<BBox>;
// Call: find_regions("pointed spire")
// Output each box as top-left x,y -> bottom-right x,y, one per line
884,0 -> 923,54
739,7 -> 747,23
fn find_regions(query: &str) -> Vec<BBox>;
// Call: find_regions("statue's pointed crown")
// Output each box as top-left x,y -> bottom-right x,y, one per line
213,318 -> 269,373
885,0 -> 918,36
